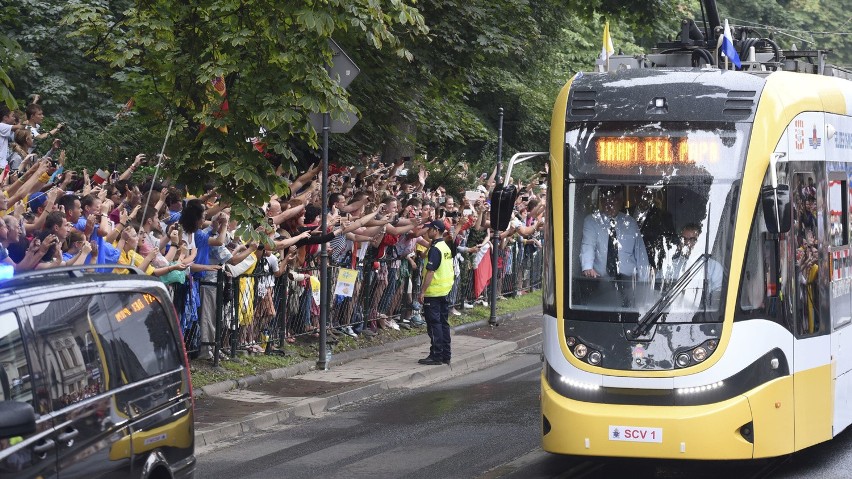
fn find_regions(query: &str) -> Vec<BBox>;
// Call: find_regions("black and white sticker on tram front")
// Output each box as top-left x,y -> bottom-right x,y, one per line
609,425 -> 663,443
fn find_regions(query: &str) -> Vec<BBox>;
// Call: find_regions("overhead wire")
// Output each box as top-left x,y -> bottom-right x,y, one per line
727,16 -> 852,36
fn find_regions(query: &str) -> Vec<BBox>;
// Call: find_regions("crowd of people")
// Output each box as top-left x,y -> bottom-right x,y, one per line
0,100 -> 547,362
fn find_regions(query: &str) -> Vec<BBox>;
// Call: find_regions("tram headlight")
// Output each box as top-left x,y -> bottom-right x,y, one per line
574,343 -> 588,359
566,336 -> 577,347
676,353 -> 691,368
692,346 -> 708,362
587,350 -> 602,365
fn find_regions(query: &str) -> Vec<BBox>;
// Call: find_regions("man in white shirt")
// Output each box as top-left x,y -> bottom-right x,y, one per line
666,223 -> 724,294
0,106 -> 25,169
580,186 -> 649,281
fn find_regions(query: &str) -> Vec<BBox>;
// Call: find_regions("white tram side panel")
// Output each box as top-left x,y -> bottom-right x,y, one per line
824,111 -> 852,433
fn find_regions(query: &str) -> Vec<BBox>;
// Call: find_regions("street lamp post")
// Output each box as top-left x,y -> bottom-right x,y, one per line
489,109 -> 504,326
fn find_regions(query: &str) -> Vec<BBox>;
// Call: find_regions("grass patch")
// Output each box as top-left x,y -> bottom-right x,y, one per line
189,290 -> 541,389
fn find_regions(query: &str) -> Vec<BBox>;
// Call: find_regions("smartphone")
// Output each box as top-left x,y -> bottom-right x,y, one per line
464,190 -> 479,202
438,197 -> 445,204
267,217 -> 274,226
463,208 -> 473,216
521,196 -> 529,201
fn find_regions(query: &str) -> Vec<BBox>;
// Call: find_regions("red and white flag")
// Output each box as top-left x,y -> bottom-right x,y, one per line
473,242 -> 492,298
92,169 -> 109,185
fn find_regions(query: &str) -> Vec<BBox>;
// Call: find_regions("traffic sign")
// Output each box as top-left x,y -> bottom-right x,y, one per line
327,39 -> 360,89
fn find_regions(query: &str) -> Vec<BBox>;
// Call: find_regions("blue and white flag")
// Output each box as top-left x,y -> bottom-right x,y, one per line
721,19 -> 742,69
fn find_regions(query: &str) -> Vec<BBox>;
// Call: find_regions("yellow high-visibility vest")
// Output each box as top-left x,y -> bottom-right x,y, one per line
424,240 -> 454,297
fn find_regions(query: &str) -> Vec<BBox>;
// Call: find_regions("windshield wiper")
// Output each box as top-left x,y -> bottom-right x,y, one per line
630,254 -> 711,339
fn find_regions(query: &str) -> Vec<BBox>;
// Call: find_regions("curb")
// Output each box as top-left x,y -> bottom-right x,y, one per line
195,327 -> 542,447
193,308 -> 532,399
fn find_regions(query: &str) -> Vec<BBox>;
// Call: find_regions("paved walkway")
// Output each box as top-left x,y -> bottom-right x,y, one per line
194,308 -> 543,447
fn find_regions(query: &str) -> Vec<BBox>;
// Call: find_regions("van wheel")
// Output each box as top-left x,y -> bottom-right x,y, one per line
147,465 -> 173,479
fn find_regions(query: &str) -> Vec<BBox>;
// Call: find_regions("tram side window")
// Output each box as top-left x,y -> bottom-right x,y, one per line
828,175 -> 848,246
738,170 -> 792,331
738,189 -> 785,325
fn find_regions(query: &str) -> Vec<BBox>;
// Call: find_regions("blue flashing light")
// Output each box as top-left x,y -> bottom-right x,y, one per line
0,264 -> 13,281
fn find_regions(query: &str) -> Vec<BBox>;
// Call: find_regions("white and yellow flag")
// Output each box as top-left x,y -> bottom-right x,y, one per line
600,21 -> 615,62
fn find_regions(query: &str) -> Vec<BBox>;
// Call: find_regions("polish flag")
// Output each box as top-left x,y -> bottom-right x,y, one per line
92,169 -> 109,185
473,242 -> 492,298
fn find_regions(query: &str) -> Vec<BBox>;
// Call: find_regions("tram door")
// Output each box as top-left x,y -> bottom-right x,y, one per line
828,171 -> 852,432
791,171 -> 825,337
790,169 -> 834,448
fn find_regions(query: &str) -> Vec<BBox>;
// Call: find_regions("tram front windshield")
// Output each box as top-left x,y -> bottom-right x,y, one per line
565,121 -> 749,323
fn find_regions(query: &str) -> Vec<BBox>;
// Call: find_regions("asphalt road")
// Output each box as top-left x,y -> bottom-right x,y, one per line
196,343 -> 852,478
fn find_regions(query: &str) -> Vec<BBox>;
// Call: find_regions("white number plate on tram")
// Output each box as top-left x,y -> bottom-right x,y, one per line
608,425 -> 662,443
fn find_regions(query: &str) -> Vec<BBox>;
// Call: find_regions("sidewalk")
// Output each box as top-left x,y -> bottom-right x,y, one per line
193,306 -> 543,447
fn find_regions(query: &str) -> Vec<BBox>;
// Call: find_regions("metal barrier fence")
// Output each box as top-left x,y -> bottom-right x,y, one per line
178,243 -> 543,366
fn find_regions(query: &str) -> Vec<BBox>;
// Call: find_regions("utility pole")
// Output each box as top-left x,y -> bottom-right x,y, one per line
312,40 -> 360,370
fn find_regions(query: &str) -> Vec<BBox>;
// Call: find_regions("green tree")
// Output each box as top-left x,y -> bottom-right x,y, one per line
332,0 -> 683,188
62,0 -> 426,224
0,33 -> 21,109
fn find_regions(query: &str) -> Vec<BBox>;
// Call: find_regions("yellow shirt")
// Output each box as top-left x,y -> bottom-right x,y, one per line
117,249 -> 155,275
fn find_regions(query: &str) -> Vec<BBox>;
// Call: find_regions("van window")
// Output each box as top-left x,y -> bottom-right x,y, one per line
0,312 -> 32,404
100,292 -> 182,383
29,296 -> 110,410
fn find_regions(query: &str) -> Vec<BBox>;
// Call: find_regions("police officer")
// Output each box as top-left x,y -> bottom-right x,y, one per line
418,220 -> 454,365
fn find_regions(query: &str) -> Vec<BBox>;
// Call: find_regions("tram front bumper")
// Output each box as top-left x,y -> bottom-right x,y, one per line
541,372 -> 754,460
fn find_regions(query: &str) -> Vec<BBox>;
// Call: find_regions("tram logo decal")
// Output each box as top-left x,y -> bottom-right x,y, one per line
794,119 -> 805,150
809,125 -> 822,149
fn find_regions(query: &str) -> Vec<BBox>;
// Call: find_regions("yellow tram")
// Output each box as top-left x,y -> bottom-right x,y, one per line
540,13 -> 852,459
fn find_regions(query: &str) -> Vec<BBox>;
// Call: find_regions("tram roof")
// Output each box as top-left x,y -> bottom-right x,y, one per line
566,68 -> 767,123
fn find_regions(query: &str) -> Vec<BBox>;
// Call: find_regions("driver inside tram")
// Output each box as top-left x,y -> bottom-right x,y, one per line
663,222 -> 724,310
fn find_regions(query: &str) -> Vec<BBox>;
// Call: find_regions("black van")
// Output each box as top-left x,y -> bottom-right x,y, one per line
0,266 -> 195,479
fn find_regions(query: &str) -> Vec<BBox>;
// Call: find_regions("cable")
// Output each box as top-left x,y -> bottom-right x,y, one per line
727,16 -> 852,36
